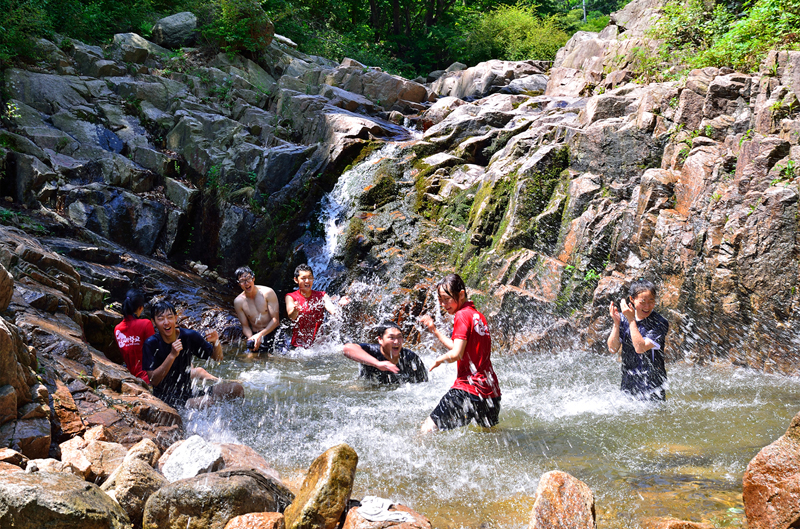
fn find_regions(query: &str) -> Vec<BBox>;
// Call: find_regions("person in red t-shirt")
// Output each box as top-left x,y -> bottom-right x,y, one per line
284,264 -> 350,349
114,289 -> 155,384
419,273 -> 501,433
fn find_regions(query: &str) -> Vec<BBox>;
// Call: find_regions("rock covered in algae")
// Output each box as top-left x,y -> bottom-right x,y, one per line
284,444 -> 359,529
0,470 -> 132,528
225,512 -> 285,529
743,409 -> 800,529
529,470 -> 596,529
143,468 -> 294,529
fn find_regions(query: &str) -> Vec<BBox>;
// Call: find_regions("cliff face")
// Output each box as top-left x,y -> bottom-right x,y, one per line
318,1 -> 800,373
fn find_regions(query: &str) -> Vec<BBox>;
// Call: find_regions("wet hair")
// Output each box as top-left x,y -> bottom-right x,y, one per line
122,289 -> 145,317
235,266 -> 254,281
436,273 -> 467,302
150,300 -> 177,320
294,263 -> 314,279
629,279 -> 657,300
376,321 -> 401,339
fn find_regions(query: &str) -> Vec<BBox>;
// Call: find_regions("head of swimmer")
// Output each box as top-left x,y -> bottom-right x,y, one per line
236,266 -> 255,293
151,300 -> 178,341
293,264 -> 315,294
376,321 -> 404,359
626,279 -> 657,319
436,273 -> 468,315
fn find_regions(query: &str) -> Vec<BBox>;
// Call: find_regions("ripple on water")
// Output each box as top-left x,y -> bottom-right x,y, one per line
186,342 -> 800,529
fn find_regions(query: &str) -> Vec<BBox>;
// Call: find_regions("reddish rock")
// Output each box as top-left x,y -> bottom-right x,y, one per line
743,410 -> 800,529
219,443 -> 281,481
225,512 -> 285,529
84,424 -> 111,442
0,385 -> 17,426
529,470 -> 596,529
0,447 -> 27,467
342,503 -> 431,529
51,379 -> 86,441
0,461 -> 23,473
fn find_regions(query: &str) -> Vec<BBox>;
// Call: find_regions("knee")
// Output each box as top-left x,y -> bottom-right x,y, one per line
420,416 -> 438,434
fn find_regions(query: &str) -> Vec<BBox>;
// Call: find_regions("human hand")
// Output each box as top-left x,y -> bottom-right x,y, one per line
620,298 -> 635,321
205,330 -> 219,344
419,315 -> 436,332
377,361 -> 400,374
252,333 -> 263,350
609,301 -> 621,325
338,295 -> 352,306
171,339 -> 183,356
429,354 -> 446,371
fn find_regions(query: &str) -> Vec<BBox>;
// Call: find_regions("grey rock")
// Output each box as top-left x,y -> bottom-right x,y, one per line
112,33 -> 170,64
0,471 -> 132,528
0,263 -> 12,313
152,12 -> 198,49
161,435 -> 224,482
164,177 -> 199,211
143,468 -> 294,529
8,152 -> 56,207
4,69 -> 88,114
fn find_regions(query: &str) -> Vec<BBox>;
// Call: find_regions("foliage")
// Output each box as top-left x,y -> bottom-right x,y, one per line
640,0 -> 800,76
198,0 -> 275,54
0,0 -> 52,64
459,3 -> 570,64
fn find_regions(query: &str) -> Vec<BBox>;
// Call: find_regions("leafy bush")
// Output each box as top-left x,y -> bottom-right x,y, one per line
460,3 -> 570,64
199,0 -> 274,54
0,0 -> 51,64
46,0 -> 156,44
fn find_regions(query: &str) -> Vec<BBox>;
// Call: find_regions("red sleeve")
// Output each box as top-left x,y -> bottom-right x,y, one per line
452,310 -> 470,340
142,321 -> 155,340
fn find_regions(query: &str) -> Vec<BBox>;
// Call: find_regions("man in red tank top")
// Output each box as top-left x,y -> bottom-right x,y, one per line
285,264 -> 350,348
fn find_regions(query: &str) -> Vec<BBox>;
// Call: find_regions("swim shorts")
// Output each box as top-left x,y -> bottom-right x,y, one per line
429,388 -> 501,430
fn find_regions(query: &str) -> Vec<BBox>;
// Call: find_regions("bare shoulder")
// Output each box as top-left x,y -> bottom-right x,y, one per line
257,284 -> 278,298
233,292 -> 246,307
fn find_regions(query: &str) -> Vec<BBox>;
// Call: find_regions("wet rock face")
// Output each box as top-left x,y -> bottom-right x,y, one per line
284,444 -> 359,529
161,434 -> 224,482
529,471 -> 596,529
0,470 -> 133,529
743,410 -> 800,529
143,469 -> 295,529
341,502 -> 431,529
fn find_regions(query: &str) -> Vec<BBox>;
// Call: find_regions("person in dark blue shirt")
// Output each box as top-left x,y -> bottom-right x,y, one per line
142,300 -> 244,408
607,279 -> 670,401
342,321 -> 428,385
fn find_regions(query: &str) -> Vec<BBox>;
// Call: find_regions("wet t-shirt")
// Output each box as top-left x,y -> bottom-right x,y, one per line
114,316 -> 154,384
451,302 -> 501,399
288,290 -> 326,348
142,329 -> 213,407
619,311 -> 669,400
357,343 -> 428,384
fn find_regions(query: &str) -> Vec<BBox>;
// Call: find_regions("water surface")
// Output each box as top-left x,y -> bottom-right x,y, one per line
185,337 -> 799,529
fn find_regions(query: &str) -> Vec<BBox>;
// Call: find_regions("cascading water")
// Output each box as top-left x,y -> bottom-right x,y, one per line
183,137 -> 800,529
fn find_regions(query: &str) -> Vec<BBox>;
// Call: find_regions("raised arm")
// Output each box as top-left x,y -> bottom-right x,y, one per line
342,343 -> 400,373
205,330 -> 223,361
607,301 -> 621,355
620,299 -> 653,355
146,340 -> 181,387
323,294 -> 351,316
285,293 -> 299,321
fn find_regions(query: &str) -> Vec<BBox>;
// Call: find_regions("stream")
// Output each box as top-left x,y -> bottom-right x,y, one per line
184,137 -> 798,529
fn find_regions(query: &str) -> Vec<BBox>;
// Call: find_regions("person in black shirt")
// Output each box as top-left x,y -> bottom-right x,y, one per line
342,321 -> 428,384
607,279 -> 670,401
142,300 -> 244,408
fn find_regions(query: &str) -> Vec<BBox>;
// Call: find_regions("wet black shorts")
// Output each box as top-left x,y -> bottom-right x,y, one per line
249,330 -> 276,354
430,388 -> 501,430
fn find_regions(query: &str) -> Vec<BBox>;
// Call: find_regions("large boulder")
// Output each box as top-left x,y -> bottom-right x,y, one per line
161,434 -> 224,482
431,60 -> 548,100
59,436 -> 128,482
284,444 -> 359,529
143,468 -> 295,529
152,12 -> 197,49
529,471 -> 596,529
0,470 -> 132,528
743,410 -> 800,529
102,458 -> 168,529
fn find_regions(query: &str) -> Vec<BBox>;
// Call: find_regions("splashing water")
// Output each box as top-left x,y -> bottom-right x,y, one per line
186,136 -> 798,528
185,333 -> 800,529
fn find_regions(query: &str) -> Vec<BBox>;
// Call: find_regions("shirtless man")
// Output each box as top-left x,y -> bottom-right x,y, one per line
233,266 -> 280,355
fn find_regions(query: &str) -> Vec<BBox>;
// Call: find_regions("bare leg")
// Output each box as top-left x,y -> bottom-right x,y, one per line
184,381 -> 244,408
190,367 -> 219,382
